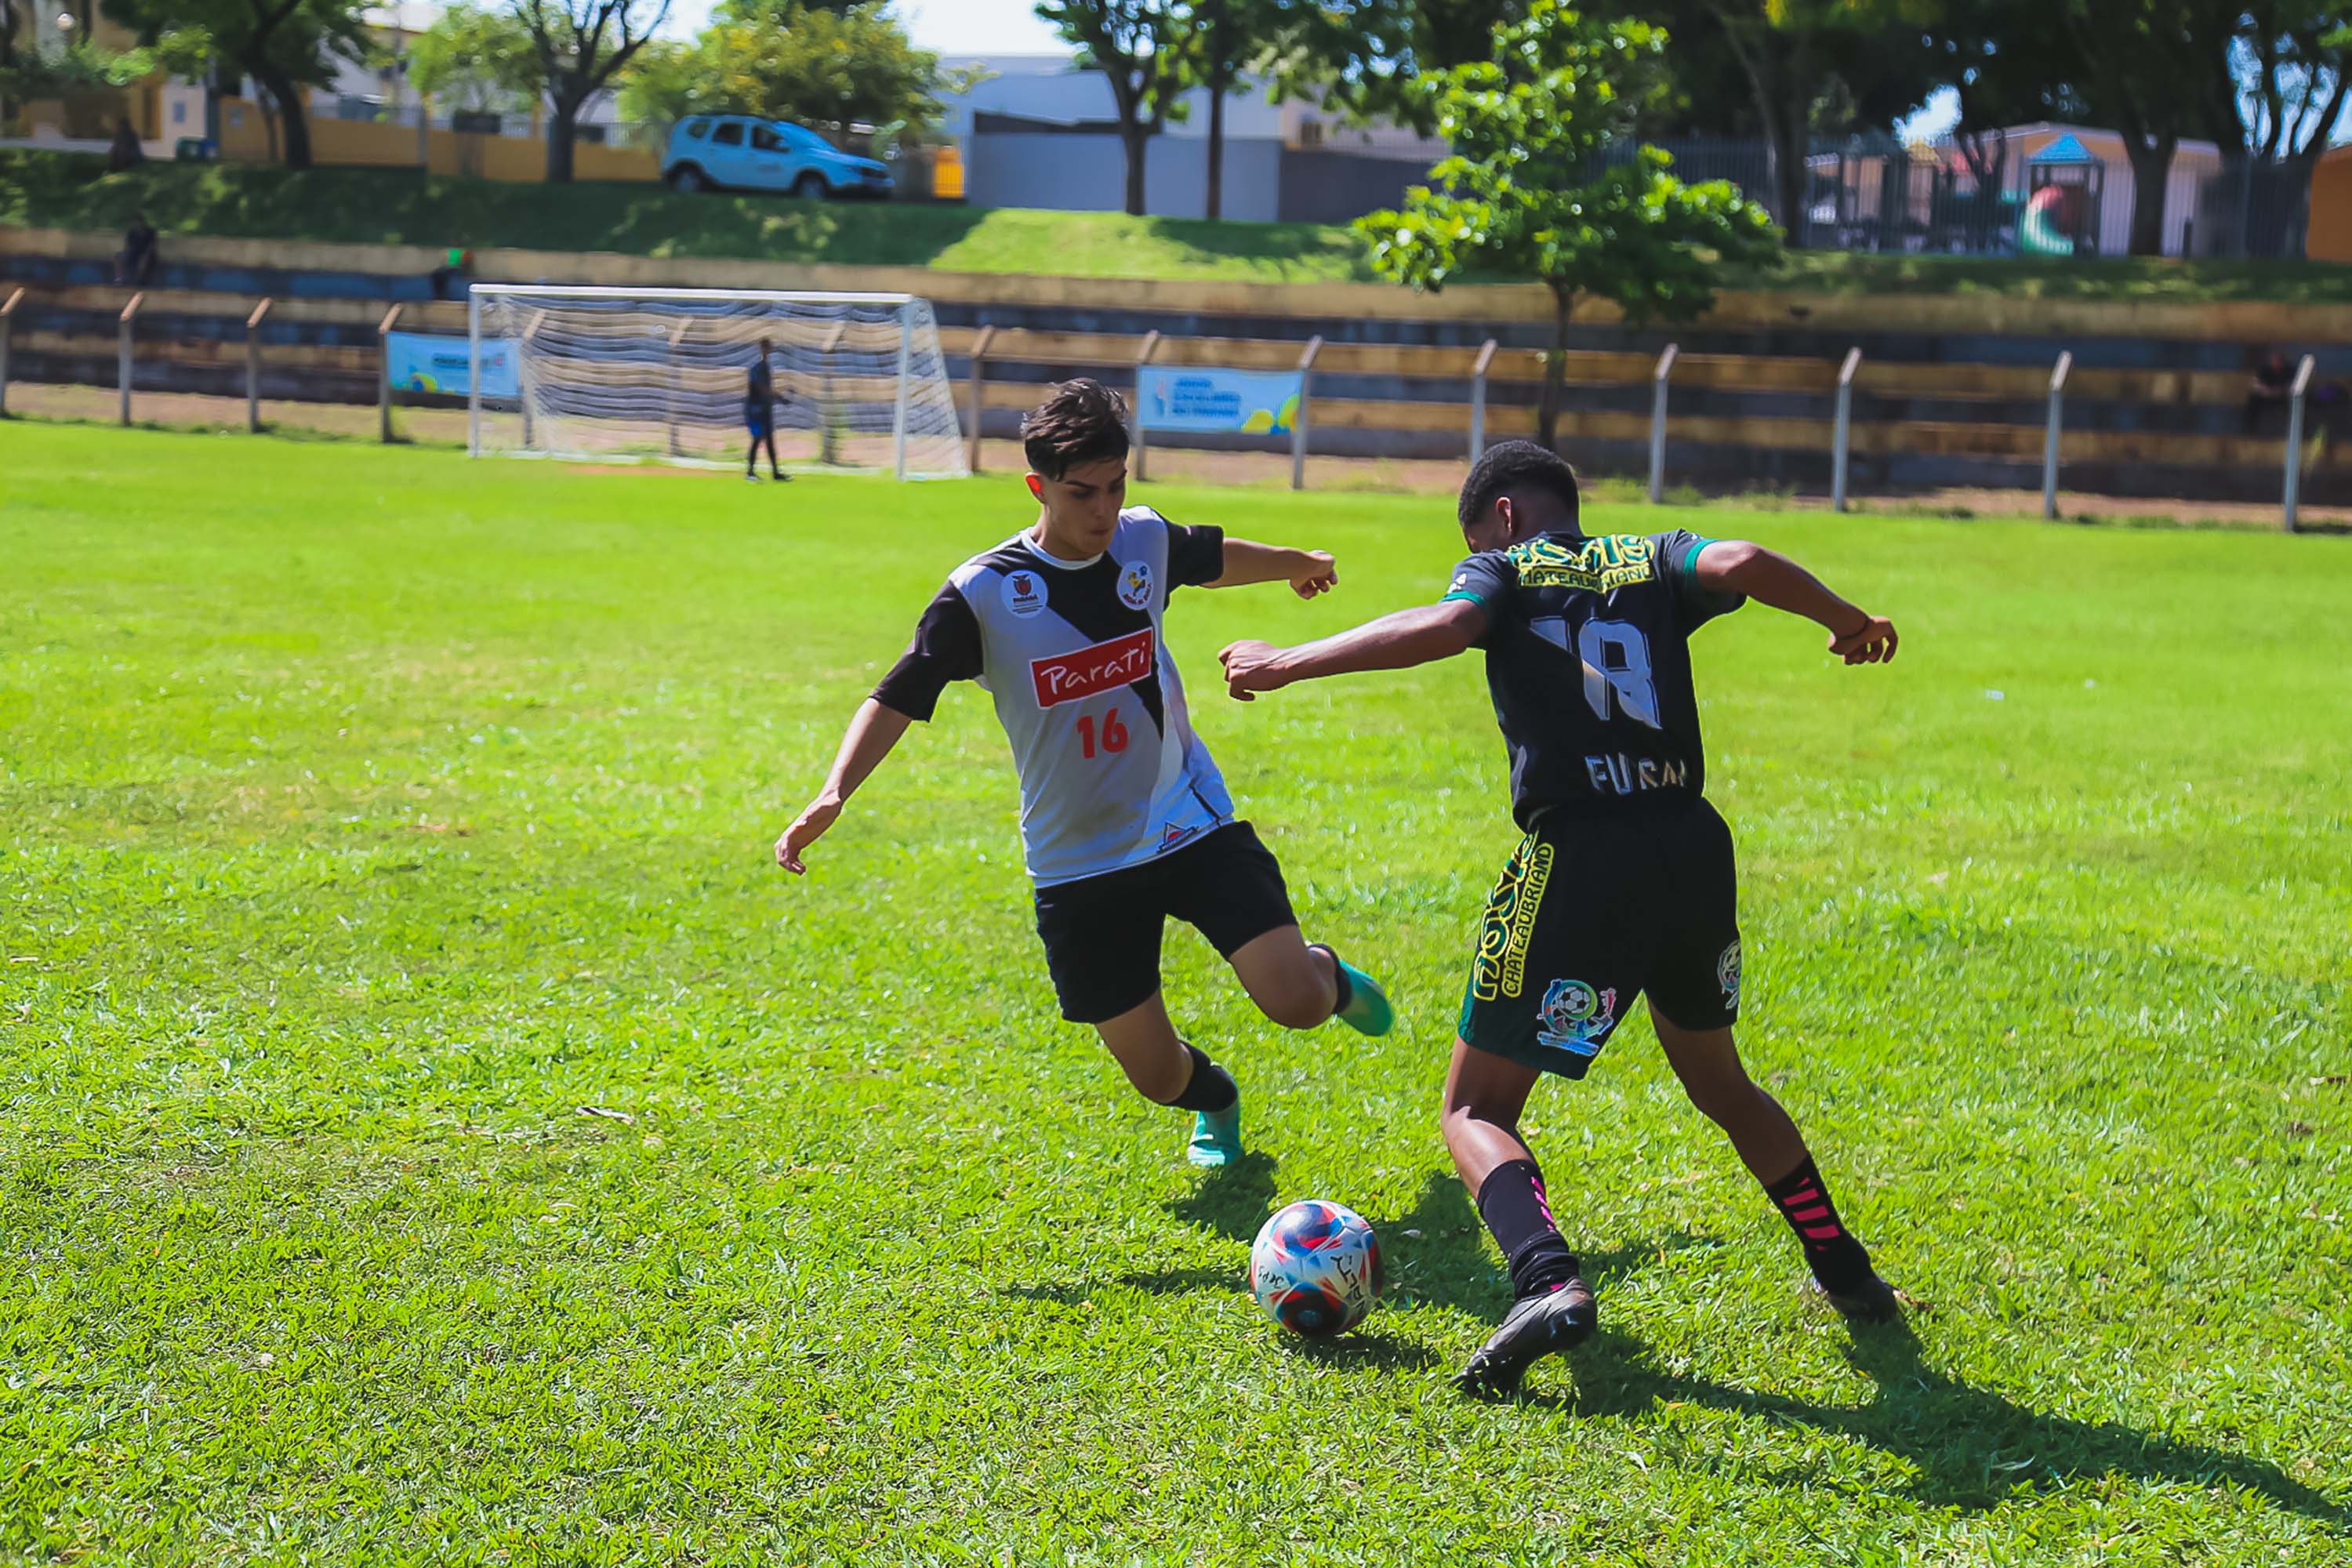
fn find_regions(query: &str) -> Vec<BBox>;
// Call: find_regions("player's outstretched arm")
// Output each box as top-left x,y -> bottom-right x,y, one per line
775,698 -> 914,874
1218,600 -> 1489,701
1206,538 -> 1339,600
1695,540 -> 1899,666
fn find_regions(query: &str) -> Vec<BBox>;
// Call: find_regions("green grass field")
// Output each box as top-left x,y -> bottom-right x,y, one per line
8,149 -> 2352,299
3,421 -> 2348,1563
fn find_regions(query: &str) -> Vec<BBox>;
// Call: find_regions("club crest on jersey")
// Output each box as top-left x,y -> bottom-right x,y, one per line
1002,571 -> 1047,619
1718,940 -> 1742,1006
1117,559 -> 1156,610
1535,978 -> 1617,1058
1030,628 -> 1155,708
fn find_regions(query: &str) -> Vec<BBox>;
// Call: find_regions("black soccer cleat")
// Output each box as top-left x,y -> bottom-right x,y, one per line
1453,1276 -> 1597,1396
1806,1271 -> 1905,1324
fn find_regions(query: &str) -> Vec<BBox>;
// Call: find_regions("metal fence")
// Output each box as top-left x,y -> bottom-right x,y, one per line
1613,134 -> 2315,260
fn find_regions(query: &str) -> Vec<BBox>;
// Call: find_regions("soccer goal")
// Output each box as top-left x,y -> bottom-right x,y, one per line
466,285 -> 968,479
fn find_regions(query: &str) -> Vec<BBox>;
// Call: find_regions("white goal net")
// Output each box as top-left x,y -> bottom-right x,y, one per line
466,285 -> 968,478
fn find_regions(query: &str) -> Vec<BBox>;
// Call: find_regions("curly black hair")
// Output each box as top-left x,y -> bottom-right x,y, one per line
1457,439 -> 1581,534
1022,378 -> 1132,481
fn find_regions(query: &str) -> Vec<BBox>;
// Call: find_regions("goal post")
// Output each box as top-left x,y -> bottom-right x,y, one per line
466,285 -> 968,479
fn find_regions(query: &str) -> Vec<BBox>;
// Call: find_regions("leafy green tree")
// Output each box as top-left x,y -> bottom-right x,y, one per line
1036,0 -> 1190,216
514,0 -> 670,183
1261,0 -> 1527,132
619,0 -> 940,146
2059,0 -> 2237,254
407,2 -> 542,116
1356,1 -> 1780,448
104,0 -> 370,167
1178,0 -> 1283,220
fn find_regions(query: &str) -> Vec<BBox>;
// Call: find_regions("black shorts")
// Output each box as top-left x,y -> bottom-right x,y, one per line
1457,798 -> 1741,1080
1033,822 -> 1298,1024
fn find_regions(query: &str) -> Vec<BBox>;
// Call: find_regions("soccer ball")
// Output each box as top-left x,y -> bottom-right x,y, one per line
1250,1199 -> 1382,1337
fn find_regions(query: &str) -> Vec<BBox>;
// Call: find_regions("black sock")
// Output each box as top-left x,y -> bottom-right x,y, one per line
1308,943 -> 1353,1015
1476,1158 -> 1579,1300
1166,1043 -> 1238,1114
1763,1153 -> 1875,1292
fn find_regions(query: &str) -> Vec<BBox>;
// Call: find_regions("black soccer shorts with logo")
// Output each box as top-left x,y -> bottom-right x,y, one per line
1457,797 -> 1743,1079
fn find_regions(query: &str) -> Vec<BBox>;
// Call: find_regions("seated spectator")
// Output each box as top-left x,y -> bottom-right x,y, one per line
116,212 -> 159,288
107,116 -> 144,172
429,248 -> 475,302
2243,349 -> 2296,432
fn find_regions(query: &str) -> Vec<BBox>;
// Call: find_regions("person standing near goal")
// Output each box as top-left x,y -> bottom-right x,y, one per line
775,379 -> 1394,1167
746,336 -> 788,482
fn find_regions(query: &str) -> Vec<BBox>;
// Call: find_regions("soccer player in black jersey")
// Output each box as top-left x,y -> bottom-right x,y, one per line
1218,441 -> 1904,1394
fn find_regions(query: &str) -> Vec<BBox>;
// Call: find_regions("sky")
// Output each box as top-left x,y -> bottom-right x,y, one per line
659,0 -> 1067,53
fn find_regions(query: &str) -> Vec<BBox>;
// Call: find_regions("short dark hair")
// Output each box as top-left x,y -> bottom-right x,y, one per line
1458,440 -> 1581,533
1022,378 -> 1131,481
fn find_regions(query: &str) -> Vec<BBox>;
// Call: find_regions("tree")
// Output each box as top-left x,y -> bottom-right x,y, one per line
1357,2 -> 1780,449
1914,0 -> 2088,247
1697,2 -> 1934,248
105,0 -> 368,168
2060,0 -> 2237,255
1178,0 -> 1283,219
2211,5 -> 2352,254
407,2 -> 541,116
1259,0 -> 1529,132
1036,0 -> 1191,216
516,0 -> 671,183
619,0 -> 941,146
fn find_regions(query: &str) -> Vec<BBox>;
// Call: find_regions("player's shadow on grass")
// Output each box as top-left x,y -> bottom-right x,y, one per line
1536,1319 -> 2346,1526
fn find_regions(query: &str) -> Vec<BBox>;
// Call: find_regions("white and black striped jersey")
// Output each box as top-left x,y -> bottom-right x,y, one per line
873,507 -> 1236,887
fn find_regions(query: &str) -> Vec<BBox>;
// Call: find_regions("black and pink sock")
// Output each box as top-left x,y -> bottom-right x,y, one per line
1763,1153 -> 1875,1292
1476,1158 -> 1580,1301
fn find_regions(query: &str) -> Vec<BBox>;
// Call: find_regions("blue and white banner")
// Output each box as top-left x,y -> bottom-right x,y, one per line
1138,366 -> 1302,435
386,332 -> 520,399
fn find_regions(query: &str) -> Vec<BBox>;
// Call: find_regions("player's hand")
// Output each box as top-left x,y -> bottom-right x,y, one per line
1290,551 -> 1338,600
1218,640 -> 1291,702
775,795 -> 842,874
1829,613 -> 1899,666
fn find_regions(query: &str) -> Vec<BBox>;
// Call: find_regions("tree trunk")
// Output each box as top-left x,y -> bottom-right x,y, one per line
2124,136 -> 2176,256
253,64 -> 310,169
1539,285 -> 1573,452
1205,79 -> 1225,221
1121,122 -> 1147,216
546,92 -> 579,183
1716,14 -> 1813,249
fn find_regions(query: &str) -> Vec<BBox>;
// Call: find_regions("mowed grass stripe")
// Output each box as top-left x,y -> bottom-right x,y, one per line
2,423 -> 2347,1563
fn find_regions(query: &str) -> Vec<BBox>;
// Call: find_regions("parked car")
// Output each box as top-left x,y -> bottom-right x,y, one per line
662,116 -> 894,199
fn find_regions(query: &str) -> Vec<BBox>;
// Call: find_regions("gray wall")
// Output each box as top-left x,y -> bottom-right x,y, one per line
1274,150 -> 1431,224
966,132 -> 1283,222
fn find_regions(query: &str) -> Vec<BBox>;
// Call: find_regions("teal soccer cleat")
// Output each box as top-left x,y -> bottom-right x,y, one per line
1312,944 -> 1395,1036
1187,1103 -> 1243,1167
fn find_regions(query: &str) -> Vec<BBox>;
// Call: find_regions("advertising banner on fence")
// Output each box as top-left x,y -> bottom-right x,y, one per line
387,332 -> 520,399
1138,366 -> 1301,435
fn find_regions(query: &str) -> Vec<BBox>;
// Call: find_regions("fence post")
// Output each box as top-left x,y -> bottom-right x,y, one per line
378,303 -> 401,444
119,292 -> 144,427
665,319 -> 689,459
1648,343 -> 1680,503
815,319 -> 848,466
1831,346 -> 1862,513
246,298 -> 273,434
0,287 -> 22,418
966,324 -> 996,474
2285,354 -> 2316,534
1133,329 -> 1162,482
2042,350 -> 2071,521
1292,335 -> 1323,492
1468,339 -> 1498,463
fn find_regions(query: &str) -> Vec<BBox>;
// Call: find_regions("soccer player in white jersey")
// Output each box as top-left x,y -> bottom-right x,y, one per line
775,379 -> 1392,1166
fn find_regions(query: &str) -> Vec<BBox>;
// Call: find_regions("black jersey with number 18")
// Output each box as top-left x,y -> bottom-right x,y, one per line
1442,530 -> 1744,829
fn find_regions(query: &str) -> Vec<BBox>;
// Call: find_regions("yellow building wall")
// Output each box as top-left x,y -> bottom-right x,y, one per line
212,98 -> 659,183
2308,149 -> 2352,263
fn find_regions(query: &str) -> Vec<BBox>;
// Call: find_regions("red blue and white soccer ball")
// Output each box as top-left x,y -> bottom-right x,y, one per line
1250,1199 -> 1382,1337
